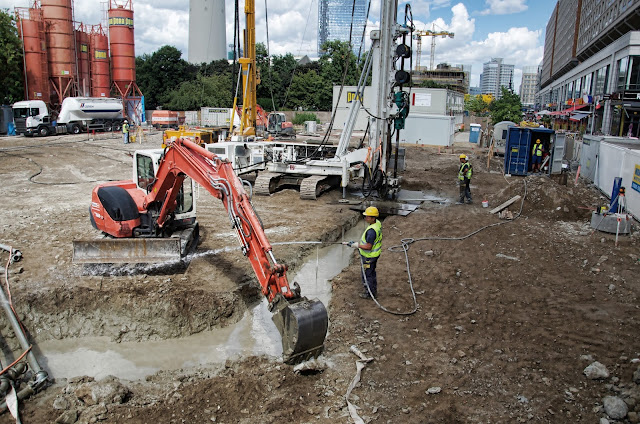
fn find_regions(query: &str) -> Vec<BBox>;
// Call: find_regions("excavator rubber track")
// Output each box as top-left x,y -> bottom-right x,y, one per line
300,175 -> 339,200
271,296 -> 328,364
254,172 -> 281,196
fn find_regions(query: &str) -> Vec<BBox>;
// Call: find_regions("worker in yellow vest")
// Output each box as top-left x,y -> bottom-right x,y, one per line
343,206 -> 382,299
457,154 -> 473,204
532,139 -> 543,172
122,120 -> 130,144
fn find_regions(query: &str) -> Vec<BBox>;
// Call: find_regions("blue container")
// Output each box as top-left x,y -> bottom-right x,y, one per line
469,124 -> 481,143
504,127 -> 555,175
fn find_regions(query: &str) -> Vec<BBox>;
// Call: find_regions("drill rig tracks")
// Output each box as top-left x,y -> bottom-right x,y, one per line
300,175 -> 340,200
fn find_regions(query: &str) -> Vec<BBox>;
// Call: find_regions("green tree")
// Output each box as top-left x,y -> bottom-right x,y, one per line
136,46 -> 195,109
164,74 -> 233,110
0,9 -> 24,104
465,94 -> 490,115
316,40 -> 361,110
287,70 -> 322,111
490,87 -> 523,124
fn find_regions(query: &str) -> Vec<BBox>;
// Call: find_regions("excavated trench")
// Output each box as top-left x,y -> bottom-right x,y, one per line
1,214 -> 364,381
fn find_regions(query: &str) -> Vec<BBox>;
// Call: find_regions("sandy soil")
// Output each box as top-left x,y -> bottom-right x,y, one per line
0,130 -> 639,424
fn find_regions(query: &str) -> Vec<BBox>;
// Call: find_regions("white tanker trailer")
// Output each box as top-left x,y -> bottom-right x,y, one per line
13,97 -> 125,137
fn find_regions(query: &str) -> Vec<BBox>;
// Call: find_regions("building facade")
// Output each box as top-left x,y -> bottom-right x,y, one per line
318,0 -> 368,56
538,0 -> 640,136
480,58 -> 514,99
411,63 -> 470,93
520,66 -> 540,107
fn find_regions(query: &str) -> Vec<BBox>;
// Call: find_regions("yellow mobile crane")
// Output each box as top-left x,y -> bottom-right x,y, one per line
414,25 -> 454,71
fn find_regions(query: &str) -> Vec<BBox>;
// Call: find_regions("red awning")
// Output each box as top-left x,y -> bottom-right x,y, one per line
549,103 -> 590,116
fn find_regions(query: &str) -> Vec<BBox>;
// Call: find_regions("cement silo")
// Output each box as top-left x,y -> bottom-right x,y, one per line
15,6 -> 51,103
75,23 -> 90,96
108,0 -> 136,96
188,0 -> 227,64
90,24 -> 110,98
41,0 -> 75,103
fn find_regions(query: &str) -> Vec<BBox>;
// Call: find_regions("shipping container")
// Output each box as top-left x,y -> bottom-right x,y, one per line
398,114 -> 455,146
201,107 -> 231,127
504,127 -> 555,176
151,110 -> 184,129
184,111 -> 199,126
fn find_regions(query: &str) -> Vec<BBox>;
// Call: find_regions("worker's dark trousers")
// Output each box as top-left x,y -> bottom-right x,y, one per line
360,255 -> 378,296
459,178 -> 472,203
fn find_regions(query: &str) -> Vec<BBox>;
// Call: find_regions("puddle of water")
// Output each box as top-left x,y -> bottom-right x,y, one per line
37,224 -> 366,381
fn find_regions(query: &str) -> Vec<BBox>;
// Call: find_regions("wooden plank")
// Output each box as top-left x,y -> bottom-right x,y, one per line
489,195 -> 521,214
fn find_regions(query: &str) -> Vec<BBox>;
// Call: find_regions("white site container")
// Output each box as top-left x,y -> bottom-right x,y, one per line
579,135 -> 602,183
201,107 -> 231,127
595,139 -> 640,221
184,111 -> 199,126
398,114 -> 455,146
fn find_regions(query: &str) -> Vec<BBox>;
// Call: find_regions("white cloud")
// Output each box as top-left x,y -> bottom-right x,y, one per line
480,0 -> 528,16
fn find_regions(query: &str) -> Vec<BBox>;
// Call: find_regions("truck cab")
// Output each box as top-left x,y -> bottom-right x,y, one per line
12,100 -> 52,137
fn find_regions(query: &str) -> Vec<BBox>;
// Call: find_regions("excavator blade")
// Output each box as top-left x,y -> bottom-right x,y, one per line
272,297 -> 329,365
72,238 -> 182,264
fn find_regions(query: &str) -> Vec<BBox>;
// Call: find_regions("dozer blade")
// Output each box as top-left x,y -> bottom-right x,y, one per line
72,238 -> 182,264
272,296 -> 328,365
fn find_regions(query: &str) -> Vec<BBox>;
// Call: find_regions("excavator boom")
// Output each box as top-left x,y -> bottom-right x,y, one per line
77,138 -> 328,364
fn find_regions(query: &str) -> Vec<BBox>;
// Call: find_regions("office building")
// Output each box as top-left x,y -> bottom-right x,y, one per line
519,66 -> 539,107
318,0 -> 368,56
538,0 -> 640,136
480,58 -> 514,99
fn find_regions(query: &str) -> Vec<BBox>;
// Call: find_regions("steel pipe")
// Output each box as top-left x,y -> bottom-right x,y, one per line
0,244 -> 21,263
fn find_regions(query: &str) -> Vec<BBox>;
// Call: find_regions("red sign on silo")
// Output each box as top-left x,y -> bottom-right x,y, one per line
90,24 -> 111,98
108,0 -> 136,96
15,7 -> 51,103
75,23 -> 90,96
41,0 -> 75,103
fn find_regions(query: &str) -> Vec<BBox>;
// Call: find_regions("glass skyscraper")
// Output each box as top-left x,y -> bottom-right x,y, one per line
318,0 -> 368,56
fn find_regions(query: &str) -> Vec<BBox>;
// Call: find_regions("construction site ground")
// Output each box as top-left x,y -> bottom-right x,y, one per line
0,130 -> 639,423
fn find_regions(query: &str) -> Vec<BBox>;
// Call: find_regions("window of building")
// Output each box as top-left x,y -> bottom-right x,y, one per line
617,57 -> 629,91
595,65 -> 610,95
627,56 -> 640,90
583,73 -> 593,96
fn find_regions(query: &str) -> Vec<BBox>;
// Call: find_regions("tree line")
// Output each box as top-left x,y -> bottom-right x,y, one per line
136,40 -> 363,112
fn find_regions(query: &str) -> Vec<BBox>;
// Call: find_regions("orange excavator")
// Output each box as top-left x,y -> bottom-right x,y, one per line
76,138 -> 328,364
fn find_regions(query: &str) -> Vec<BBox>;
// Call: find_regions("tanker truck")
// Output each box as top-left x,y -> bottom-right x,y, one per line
12,97 -> 125,137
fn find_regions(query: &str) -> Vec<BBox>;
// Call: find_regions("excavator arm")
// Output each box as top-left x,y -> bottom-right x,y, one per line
78,138 -> 327,364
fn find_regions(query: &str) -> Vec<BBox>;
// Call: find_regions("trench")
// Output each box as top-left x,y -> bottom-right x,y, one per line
34,224 -> 366,381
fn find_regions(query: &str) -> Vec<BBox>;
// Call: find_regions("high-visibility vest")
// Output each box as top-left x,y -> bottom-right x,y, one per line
458,161 -> 472,180
359,220 -> 382,258
123,123 -> 129,134
533,143 -> 543,156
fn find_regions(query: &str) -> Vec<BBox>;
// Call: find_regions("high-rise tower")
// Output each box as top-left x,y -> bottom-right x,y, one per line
318,0 -> 368,56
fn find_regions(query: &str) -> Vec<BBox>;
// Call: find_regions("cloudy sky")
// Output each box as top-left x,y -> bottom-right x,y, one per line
2,0 -> 557,91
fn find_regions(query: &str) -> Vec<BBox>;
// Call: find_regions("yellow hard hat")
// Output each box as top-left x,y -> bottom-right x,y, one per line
536,139 -> 541,143
459,154 -> 467,159
363,206 -> 379,217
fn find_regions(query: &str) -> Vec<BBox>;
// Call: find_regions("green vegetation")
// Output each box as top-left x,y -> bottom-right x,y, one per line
292,112 -> 318,125
489,87 -> 523,124
0,9 -> 24,104
465,95 -> 491,116
135,40 -> 365,111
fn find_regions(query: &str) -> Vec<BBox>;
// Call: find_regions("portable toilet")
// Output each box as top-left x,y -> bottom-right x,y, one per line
469,123 -> 481,143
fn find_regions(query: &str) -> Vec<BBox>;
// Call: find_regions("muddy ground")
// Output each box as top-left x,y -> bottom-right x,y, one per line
0,130 -> 639,423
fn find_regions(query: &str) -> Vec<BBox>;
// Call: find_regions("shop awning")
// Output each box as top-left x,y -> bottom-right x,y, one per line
569,111 -> 591,121
549,103 -> 590,116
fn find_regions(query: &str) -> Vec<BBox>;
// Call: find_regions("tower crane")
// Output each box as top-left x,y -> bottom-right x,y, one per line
413,25 -> 454,71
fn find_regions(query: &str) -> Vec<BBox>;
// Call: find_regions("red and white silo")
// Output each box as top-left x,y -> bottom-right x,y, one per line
15,6 -> 51,103
75,23 -> 90,96
89,24 -> 110,97
41,0 -> 75,103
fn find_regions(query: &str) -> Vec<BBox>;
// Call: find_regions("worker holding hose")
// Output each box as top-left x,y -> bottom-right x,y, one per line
343,207 -> 382,299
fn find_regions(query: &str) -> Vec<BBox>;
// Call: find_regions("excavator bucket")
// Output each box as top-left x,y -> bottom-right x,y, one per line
72,238 -> 182,264
271,297 -> 328,365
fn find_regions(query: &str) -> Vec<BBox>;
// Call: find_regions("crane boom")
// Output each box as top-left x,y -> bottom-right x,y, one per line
413,27 -> 454,70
